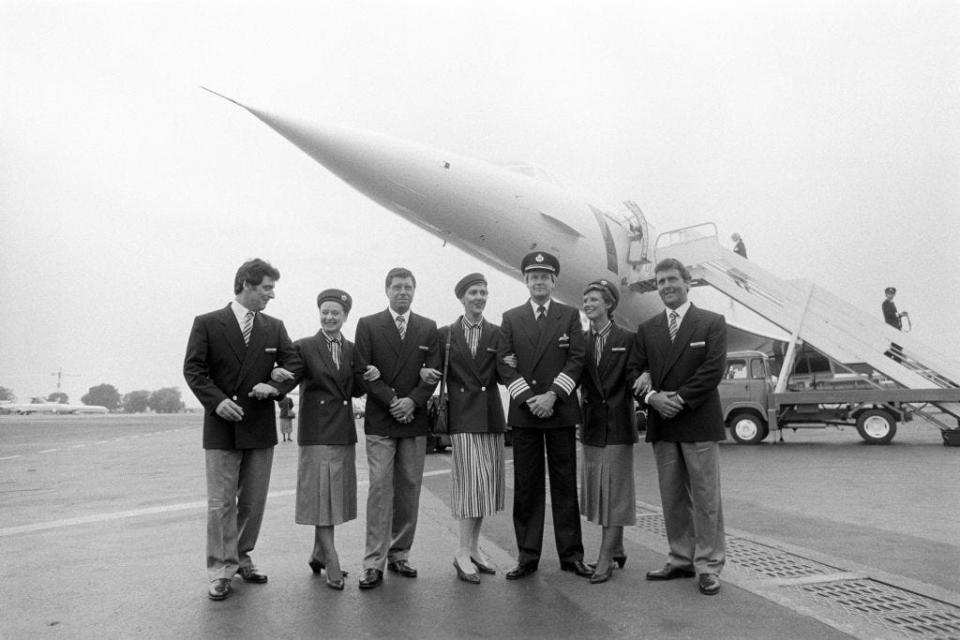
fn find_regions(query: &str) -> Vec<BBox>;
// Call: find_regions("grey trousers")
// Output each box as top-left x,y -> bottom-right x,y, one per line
205,447 -> 274,581
652,440 -> 725,575
363,434 -> 426,570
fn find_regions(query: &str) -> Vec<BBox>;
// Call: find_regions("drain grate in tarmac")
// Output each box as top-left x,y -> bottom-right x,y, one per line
633,511 -> 667,537
726,536 -> 839,579
794,579 -> 960,640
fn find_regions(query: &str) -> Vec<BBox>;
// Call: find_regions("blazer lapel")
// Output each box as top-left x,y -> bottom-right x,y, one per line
334,340 -> 354,397
382,310 -> 402,357
515,305 -> 540,354
532,301 -> 561,368
461,320 -> 489,382
661,307 -> 698,380
586,332 -> 603,395
392,312 -> 420,380
237,311 -> 267,385
219,306 -> 245,363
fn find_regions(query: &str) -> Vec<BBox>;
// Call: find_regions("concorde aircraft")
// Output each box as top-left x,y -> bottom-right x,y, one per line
205,88 -> 785,350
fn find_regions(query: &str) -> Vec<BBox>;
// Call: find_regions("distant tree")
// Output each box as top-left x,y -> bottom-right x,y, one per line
149,387 -> 184,414
47,392 -> 69,404
0,386 -> 15,402
122,390 -> 151,414
81,384 -> 121,411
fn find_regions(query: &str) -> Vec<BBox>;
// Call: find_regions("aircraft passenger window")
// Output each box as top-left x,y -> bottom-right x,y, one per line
725,360 -> 747,380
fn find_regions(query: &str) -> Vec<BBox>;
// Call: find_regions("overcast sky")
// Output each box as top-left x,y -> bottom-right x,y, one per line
1,0 -> 957,406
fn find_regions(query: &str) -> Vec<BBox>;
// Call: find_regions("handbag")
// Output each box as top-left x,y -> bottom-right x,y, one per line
428,324 -> 454,435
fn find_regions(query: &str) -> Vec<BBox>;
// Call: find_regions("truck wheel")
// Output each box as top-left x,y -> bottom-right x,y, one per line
728,412 -> 767,445
856,410 -> 897,444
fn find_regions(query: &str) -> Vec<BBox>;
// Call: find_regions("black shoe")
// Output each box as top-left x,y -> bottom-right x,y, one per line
358,568 -> 383,590
207,578 -> 232,601
613,555 -> 627,569
454,559 -> 480,584
470,556 -> 497,575
589,564 -> 615,584
560,559 -> 593,577
505,562 -> 538,580
387,560 -> 418,578
646,564 -> 696,581
698,573 -> 721,595
238,566 -> 268,583
308,557 -> 325,575
326,570 -> 348,591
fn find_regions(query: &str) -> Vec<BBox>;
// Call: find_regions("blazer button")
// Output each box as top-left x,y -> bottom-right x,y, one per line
531,379 -> 537,385
231,395 -> 237,401
343,400 -> 348,405
460,387 -> 465,393
320,400 -> 325,404
481,386 -> 486,391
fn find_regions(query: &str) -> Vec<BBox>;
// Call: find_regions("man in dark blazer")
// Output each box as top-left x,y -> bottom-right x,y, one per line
183,258 -> 296,601
354,267 -> 440,589
629,257 -> 727,596
497,251 -> 591,580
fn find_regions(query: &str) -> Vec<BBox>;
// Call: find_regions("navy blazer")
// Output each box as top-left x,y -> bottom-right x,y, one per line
580,323 -> 638,447
440,319 -> 507,434
183,305 -> 296,449
275,332 -> 367,445
627,304 -> 727,443
355,309 -> 441,437
497,300 -> 584,429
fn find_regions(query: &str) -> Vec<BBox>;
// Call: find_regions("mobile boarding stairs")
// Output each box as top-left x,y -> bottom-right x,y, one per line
629,223 -> 960,440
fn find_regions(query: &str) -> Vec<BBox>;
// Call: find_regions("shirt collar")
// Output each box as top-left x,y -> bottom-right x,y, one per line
230,300 -> 254,324
665,301 -> 692,324
592,320 -> 612,337
389,308 -> 411,323
461,315 -> 484,329
321,330 -> 342,344
529,298 -> 552,315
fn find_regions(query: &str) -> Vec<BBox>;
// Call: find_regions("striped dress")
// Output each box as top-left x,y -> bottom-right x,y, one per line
446,316 -> 506,519
451,432 -> 505,519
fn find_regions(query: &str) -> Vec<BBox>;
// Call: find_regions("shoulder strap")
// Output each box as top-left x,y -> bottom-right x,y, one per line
439,323 -> 454,398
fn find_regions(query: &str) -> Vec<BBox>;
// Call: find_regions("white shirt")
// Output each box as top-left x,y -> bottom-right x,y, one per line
231,300 -> 255,326
389,308 -> 411,325
664,300 -> 691,327
529,298 -> 552,317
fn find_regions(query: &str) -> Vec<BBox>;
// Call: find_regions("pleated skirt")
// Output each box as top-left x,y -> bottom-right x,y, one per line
450,432 -> 505,520
295,444 -> 357,526
580,443 -> 636,527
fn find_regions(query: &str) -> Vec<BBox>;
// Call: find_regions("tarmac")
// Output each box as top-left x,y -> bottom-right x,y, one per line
1,413 -> 958,639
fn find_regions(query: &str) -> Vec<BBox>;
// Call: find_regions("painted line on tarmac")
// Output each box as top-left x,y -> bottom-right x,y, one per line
39,449 -> 59,454
0,455 -> 22,461
0,468 -> 453,538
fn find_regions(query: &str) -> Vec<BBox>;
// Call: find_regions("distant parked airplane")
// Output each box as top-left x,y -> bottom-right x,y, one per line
0,399 -> 109,415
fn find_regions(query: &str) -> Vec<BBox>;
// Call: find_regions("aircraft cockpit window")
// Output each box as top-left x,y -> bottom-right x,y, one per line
725,360 -> 748,380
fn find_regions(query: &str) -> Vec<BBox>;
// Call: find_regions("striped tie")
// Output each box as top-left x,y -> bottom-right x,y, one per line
396,315 -> 406,340
668,311 -> 679,343
594,332 -> 603,366
241,311 -> 254,345
329,338 -> 341,369
536,305 -> 546,323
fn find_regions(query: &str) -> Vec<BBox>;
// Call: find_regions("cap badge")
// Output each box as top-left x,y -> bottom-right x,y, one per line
535,254 -> 544,263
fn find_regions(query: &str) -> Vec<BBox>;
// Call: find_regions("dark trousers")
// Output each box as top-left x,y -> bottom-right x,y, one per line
512,426 -> 584,565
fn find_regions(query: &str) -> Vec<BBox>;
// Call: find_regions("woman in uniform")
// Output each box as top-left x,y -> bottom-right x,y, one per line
579,279 -> 637,584
421,273 -> 506,583
272,289 -> 378,590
